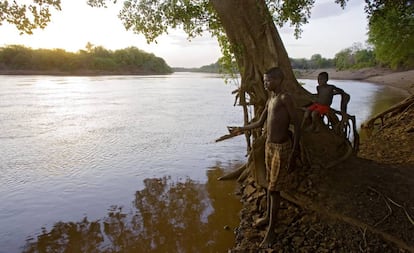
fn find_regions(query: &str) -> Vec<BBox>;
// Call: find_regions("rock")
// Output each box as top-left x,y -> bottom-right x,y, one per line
292,236 -> 305,246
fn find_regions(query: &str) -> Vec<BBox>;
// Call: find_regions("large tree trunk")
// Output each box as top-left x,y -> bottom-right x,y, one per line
210,0 -> 357,181
211,0 -> 308,107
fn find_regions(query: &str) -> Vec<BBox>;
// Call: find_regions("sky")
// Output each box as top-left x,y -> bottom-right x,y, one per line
0,0 -> 369,68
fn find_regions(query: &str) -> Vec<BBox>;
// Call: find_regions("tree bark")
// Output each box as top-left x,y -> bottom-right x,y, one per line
210,0 -> 308,108
210,0 -> 356,176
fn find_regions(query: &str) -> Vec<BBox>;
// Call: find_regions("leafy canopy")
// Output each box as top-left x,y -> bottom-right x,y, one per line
0,0 -> 61,34
334,43 -> 376,70
366,0 -> 414,69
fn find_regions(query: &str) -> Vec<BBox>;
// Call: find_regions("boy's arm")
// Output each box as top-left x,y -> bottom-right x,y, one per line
283,94 -> 300,150
333,86 -> 350,113
282,94 -> 301,172
312,86 -> 321,102
228,105 -> 268,134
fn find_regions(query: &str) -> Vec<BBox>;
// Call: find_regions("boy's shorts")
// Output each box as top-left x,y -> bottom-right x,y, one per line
265,140 -> 292,192
308,103 -> 330,115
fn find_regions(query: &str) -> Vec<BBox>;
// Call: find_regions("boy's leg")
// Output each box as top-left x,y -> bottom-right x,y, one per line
301,109 -> 311,129
303,109 -> 317,132
259,190 -> 281,248
254,189 -> 270,227
311,110 -> 322,132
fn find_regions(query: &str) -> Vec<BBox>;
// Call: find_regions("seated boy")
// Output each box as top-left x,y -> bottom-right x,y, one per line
302,72 -> 350,132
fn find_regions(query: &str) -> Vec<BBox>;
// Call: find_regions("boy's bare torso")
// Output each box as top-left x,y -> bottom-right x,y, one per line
317,84 -> 336,106
266,93 -> 291,144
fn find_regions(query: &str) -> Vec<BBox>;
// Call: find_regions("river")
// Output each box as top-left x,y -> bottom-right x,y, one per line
0,73 -> 406,253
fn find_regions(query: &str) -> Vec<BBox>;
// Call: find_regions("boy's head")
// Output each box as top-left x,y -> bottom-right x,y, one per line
317,72 -> 328,85
263,67 -> 284,91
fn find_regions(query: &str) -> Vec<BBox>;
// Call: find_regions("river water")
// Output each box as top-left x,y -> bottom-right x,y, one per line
0,73 -> 406,252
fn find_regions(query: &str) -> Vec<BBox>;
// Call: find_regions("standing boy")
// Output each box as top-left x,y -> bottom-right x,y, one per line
229,67 -> 300,248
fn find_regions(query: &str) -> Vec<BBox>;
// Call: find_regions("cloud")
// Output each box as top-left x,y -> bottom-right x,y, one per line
164,30 -> 218,47
311,0 -> 364,19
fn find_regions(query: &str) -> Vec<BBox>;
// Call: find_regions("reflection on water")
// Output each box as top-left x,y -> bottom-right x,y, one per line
23,167 -> 242,253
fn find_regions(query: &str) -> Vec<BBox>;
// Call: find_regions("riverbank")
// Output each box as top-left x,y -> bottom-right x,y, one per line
296,67 -> 414,95
230,68 -> 414,252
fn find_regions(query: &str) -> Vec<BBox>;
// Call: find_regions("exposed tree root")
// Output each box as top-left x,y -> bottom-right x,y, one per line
217,163 -> 246,181
237,164 -> 250,183
300,128 -> 355,170
324,140 -> 353,169
361,95 -> 414,131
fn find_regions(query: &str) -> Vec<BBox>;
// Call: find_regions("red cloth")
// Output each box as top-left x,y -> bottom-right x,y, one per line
308,103 -> 330,115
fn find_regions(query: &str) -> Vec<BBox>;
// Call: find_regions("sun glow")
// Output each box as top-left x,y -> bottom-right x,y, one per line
1,1 -> 151,53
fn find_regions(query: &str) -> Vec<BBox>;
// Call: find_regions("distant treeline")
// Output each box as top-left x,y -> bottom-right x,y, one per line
291,45 -> 376,70
176,44 -> 378,73
173,62 -> 221,73
0,44 -> 378,75
0,45 -> 173,75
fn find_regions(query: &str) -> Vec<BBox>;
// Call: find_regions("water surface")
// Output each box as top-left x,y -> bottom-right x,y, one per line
0,73 -> 406,252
